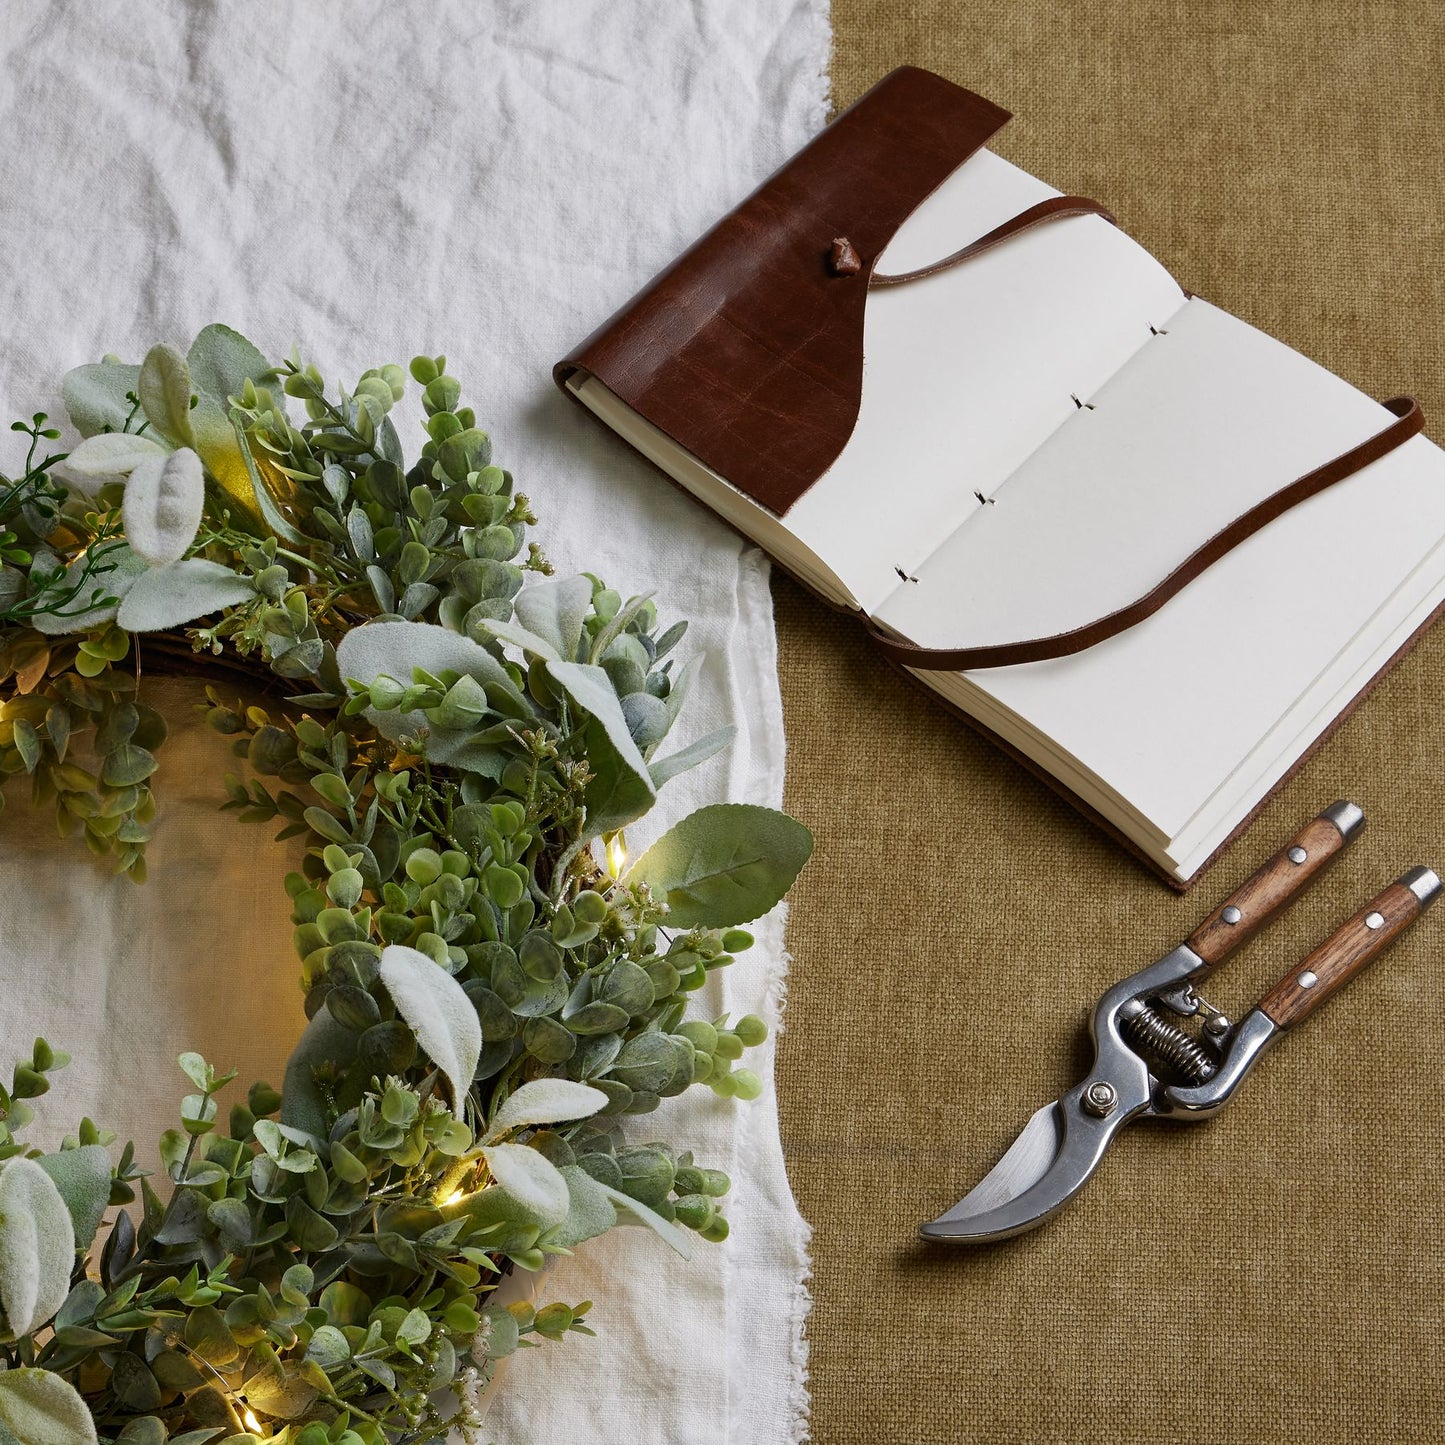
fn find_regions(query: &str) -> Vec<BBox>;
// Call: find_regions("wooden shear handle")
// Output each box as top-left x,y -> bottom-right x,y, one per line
1186,802 -> 1364,975
1258,870 -> 1440,1029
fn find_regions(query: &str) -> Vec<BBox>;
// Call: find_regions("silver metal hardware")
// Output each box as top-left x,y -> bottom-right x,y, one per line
1204,1012 -> 1231,1037
1154,982 -> 1200,1017
1288,845 -> 1307,864
1119,1000 -> 1218,1085
1321,800 -> 1366,839
1403,866 -> 1442,907
1157,1010 -> 1281,1119
1222,905 -> 1242,925
1365,912 -> 1384,931
1297,970 -> 1319,989
1082,1082 -> 1118,1117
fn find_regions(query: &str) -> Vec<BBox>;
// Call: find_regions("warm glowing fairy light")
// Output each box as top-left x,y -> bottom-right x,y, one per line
605,832 -> 627,879
241,1404 -> 262,1432
437,1186 -> 464,1207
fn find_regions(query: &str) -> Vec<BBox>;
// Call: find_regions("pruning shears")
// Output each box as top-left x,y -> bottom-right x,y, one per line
921,802 -> 1439,1243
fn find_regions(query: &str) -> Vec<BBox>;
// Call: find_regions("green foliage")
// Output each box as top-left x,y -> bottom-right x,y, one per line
628,804 -> 817,927
0,326 -> 813,1441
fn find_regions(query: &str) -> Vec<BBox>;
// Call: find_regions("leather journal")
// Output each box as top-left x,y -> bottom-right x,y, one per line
555,66 -> 1445,889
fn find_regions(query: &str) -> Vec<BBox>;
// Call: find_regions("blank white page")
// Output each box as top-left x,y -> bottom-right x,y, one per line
785,148 -> 1186,616
952,429 -> 1445,837
874,298 -> 1408,648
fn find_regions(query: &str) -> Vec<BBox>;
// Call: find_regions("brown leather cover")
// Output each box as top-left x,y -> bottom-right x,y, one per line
553,67 -> 1010,516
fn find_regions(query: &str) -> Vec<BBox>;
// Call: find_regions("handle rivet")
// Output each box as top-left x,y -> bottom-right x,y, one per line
1365,911 -> 1385,930
1204,1013 -> 1231,1037
1298,969 -> 1319,989
1222,905 -> 1242,925
1083,1081 -> 1118,1117
1288,846 -> 1308,864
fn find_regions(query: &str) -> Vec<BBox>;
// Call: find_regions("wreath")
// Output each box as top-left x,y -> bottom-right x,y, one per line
0,326 -> 812,1444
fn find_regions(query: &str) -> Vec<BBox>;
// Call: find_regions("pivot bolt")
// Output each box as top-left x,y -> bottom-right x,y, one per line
1083,1081 -> 1118,1117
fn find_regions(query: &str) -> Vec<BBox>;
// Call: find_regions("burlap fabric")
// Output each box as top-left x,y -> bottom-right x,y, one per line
774,5 -> 1445,1441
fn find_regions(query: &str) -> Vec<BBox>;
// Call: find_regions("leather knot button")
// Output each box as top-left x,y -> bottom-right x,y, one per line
829,236 -> 862,275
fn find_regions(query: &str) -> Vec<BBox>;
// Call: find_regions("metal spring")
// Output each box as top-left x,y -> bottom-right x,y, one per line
1121,1003 -> 1219,1085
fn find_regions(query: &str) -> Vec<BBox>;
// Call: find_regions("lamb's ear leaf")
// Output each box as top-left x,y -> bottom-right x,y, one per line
122,448 -> 205,565
0,1157 -> 76,1337
184,326 -> 284,532
115,559 -> 254,632
232,420 -> 307,545
552,1164 -> 618,1249
187,324 -> 271,420
138,343 -> 195,447
279,1009 -> 359,1139
474,617 -> 560,663
378,945 -> 481,1116
546,660 -> 656,841
481,1079 -> 607,1146
35,1145 -> 113,1252
336,619 -> 527,741
62,360 -> 142,438
648,726 -> 735,790
63,431 -> 168,480
512,573 -> 594,662
594,1180 -> 693,1259
626,803 -> 813,927
29,543 -> 147,637
0,1368 -> 99,1445
480,1142 -> 570,1228
662,653 -> 703,730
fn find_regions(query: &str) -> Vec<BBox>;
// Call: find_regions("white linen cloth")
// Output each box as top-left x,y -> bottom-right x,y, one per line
0,3 -> 828,1441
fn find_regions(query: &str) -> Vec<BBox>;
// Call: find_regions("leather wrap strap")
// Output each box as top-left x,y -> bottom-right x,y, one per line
870,195 -> 1117,287
870,395 -> 1425,672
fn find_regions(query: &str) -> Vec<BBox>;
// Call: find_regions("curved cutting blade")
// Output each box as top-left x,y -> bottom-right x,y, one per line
920,1085 -> 1143,1243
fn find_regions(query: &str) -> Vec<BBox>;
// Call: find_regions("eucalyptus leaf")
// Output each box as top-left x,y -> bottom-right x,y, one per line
280,1009 -> 358,1138
621,691 -> 670,748
626,803 -> 813,926
243,1359 -> 319,1420
378,945 -> 481,1114
0,1157 -> 75,1335
0,1368 -> 99,1445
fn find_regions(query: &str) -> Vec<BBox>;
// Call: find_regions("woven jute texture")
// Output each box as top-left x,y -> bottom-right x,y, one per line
773,5 -> 1445,1442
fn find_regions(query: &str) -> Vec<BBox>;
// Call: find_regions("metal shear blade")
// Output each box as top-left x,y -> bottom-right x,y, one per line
921,1051 -> 1152,1243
